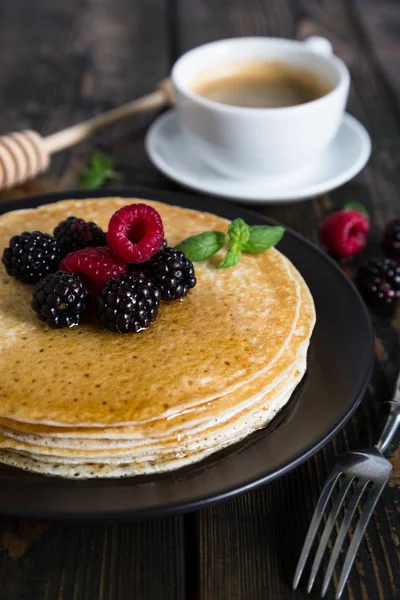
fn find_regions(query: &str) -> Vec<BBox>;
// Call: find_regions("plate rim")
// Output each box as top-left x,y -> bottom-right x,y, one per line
145,110 -> 372,204
0,187 -> 374,520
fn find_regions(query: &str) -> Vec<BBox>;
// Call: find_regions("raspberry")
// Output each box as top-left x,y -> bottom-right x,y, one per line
96,272 -> 161,334
358,258 -> 400,306
319,210 -> 369,257
381,217 -> 400,262
53,216 -> 106,257
31,271 -> 89,328
59,246 -> 129,293
107,203 -> 164,263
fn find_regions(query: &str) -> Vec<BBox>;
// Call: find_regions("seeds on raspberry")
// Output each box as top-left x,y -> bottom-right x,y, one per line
106,203 -> 164,263
59,246 -> 129,294
319,210 -> 369,257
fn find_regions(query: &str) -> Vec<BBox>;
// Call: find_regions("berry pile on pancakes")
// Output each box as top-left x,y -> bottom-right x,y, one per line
0,198 -> 315,478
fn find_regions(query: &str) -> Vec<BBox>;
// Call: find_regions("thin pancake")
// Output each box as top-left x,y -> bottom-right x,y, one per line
0,358 -> 306,476
0,356 -> 306,460
0,264 -> 313,446
0,198 -> 301,426
0,272 -> 314,470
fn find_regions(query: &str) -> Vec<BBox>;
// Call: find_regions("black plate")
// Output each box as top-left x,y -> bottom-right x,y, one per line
0,187 -> 374,520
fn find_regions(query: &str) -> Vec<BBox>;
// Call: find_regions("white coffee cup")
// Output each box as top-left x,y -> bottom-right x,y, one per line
171,36 -> 350,179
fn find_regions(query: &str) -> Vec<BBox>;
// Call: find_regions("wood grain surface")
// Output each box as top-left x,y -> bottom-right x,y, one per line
0,1 -> 399,599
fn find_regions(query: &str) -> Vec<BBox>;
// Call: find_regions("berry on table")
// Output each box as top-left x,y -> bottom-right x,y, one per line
59,246 -> 129,293
319,210 -> 369,257
96,272 -> 161,334
381,217 -> 400,262
2,231 -> 61,284
31,271 -> 89,328
54,216 -> 106,258
107,203 -> 164,263
358,257 -> 400,306
143,247 -> 196,301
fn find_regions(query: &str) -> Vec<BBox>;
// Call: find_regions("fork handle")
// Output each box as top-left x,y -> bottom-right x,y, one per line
375,402 -> 400,454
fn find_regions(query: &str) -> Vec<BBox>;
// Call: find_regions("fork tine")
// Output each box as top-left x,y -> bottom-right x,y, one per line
306,474 -> 354,593
292,470 -> 341,590
335,482 -> 387,600
321,479 -> 369,598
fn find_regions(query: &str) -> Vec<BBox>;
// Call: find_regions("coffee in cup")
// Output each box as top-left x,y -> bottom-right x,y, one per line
190,60 -> 333,109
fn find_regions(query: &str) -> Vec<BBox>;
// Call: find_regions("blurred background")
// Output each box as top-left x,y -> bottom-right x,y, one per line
0,2 -> 399,600
1,0 -> 398,213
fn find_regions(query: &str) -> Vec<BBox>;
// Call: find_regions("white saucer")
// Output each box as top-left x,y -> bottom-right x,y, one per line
145,110 -> 371,204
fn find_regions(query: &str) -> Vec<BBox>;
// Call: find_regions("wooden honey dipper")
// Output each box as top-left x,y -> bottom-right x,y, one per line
0,78 -> 174,190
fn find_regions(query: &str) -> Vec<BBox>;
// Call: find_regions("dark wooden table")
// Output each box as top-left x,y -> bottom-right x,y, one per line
0,1 -> 399,599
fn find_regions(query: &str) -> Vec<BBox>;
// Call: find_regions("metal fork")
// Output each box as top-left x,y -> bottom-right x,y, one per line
293,371 -> 400,599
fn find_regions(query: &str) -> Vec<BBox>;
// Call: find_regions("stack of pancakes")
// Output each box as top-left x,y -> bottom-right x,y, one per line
0,198 -> 315,478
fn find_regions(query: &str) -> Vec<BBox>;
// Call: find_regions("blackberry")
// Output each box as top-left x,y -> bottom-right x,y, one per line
143,247 -> 196,300
54,216 -> 106,257
358,257 -> 400,306
2,231 -> 61,284
31,271 -> 89,328
382,217 -> 400,262
96,272 -> 161,334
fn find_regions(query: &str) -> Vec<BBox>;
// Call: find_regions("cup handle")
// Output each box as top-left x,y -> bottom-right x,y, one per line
303,36 -> 333,57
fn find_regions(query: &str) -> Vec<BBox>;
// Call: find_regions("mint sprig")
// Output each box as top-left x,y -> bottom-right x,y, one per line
218,246 -> 242,269
176,218 -> 284,269
228,218 -> 250,247
80,153 -> 122,189
217,219 -> 284,268
176,231 -> 226,262
217,219 -> 249,268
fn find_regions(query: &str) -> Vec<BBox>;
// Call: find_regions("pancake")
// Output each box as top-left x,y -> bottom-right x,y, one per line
0,198 -> 302,426
0,357 -> 306,461
0,265 -> 314,450
0,361 -> 306,476
0,197 -> 315,478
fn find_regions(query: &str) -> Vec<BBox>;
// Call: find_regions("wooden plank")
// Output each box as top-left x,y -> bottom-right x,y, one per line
354,0 -> 400,114
0,517 -> 185,600
0,1 -> 399,600
0,0 -> 171,195
176,0 -> 400,598
0,2 -> 185,600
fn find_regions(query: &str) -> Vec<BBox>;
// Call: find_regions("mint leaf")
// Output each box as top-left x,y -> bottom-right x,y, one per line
80,169 -> 107,189
218,246 -> 242,269
92,152 -> 113,172
176,231 -> 226,261
344,203 -> 369,219
242,225 -> 284,254
80,153 -> 122,189
228,218 -> 250,248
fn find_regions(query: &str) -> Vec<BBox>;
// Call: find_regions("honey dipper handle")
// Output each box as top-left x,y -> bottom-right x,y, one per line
43,78 -> 173,155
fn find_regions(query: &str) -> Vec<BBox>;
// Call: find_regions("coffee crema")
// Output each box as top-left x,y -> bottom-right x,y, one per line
190,60 -> 333,108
